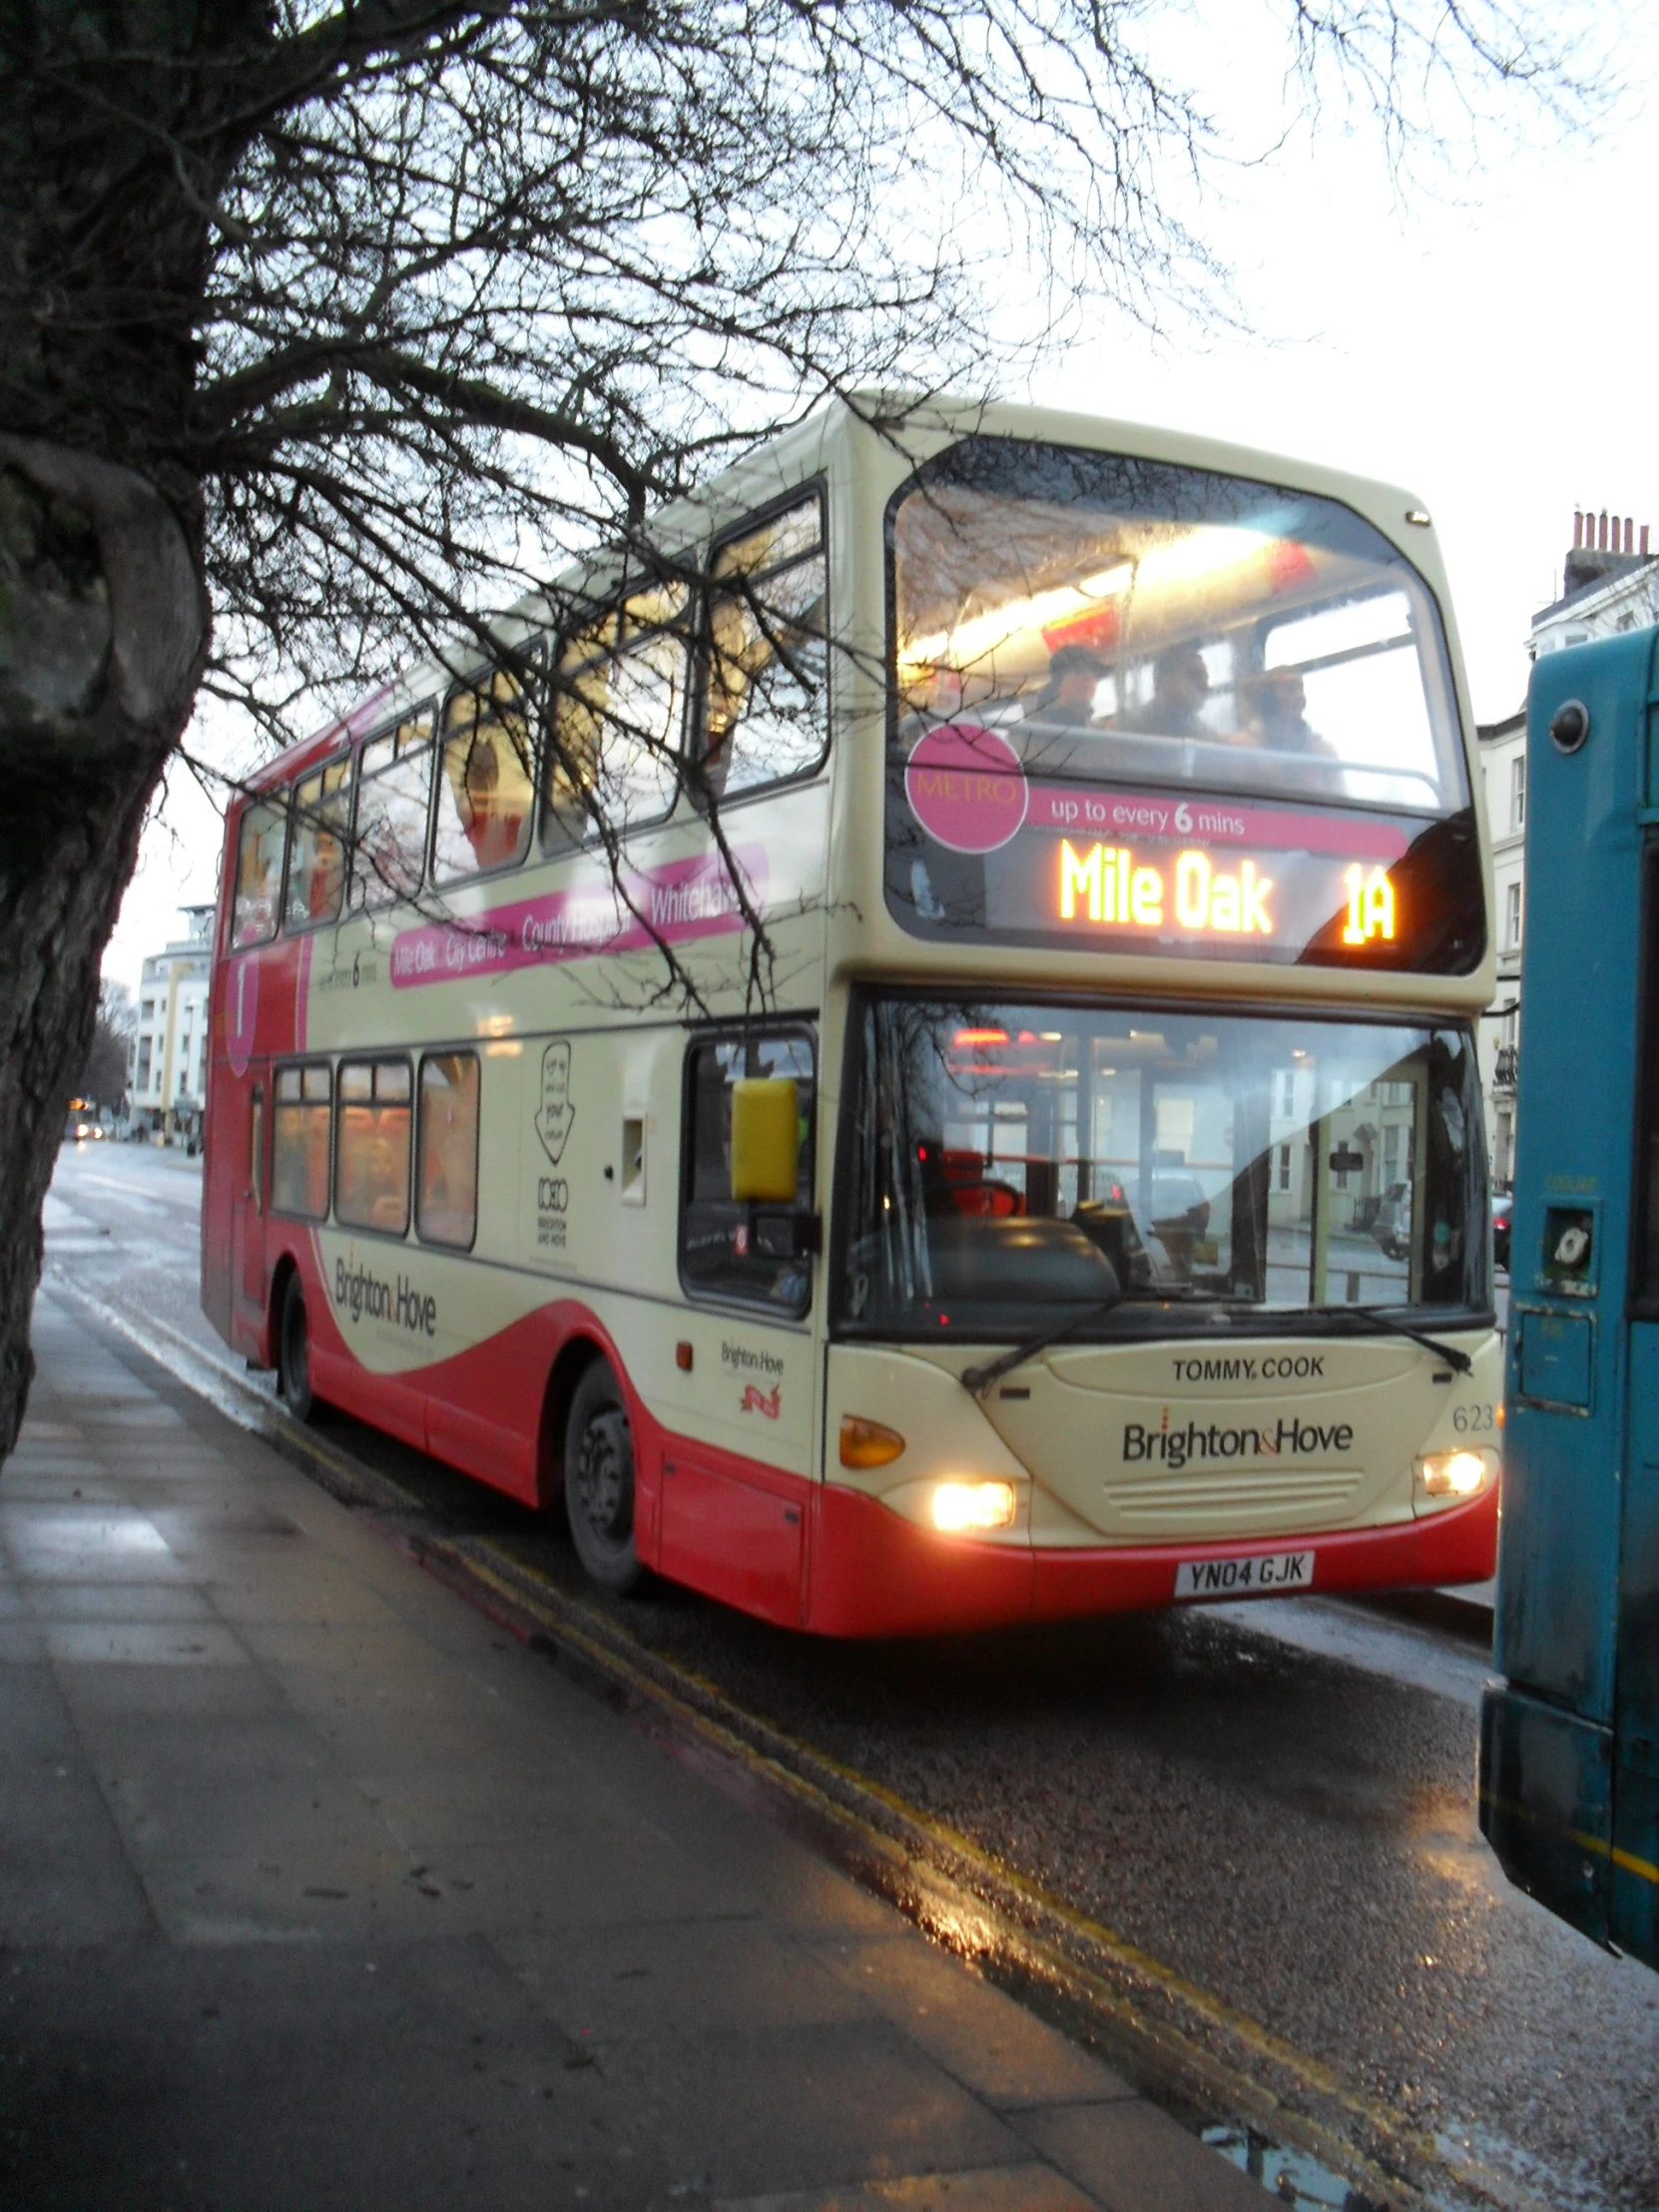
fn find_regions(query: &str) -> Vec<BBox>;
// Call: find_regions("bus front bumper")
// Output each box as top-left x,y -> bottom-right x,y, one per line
804,1479 -> 1497,1637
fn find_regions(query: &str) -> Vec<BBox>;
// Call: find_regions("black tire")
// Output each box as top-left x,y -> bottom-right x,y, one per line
564,1361 -> 642,1594
276,1272 -> 320,1424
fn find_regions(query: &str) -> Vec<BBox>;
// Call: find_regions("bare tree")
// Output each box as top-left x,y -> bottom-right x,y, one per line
0,0 -> 1595,1456
77,976 -> 137,1113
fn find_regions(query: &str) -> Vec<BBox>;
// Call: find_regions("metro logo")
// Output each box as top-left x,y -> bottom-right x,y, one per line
1057,840 -> 1274,936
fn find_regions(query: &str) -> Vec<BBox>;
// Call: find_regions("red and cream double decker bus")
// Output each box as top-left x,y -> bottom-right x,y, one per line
202,396 -> 1499,1635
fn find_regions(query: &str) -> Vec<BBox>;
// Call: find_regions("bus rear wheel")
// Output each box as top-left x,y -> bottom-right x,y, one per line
276,1273 -> 320,1425
564,1361 -> 642,1594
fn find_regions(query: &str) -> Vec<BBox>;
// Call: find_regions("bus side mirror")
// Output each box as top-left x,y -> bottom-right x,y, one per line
731,1077 -> 800,1203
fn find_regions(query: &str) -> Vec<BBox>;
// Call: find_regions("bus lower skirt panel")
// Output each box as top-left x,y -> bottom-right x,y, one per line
1479,1683 -> 1613,1949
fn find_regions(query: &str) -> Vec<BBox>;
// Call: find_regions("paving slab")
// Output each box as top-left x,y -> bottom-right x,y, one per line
0,1295 -> 1269,2211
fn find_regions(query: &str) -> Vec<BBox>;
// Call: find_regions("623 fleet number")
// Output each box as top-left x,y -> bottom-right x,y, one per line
1451,1403 -> 1497,1433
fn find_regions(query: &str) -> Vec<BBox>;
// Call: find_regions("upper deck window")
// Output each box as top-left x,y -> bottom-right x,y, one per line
703,494 -> 829,801
885,438 -> 1482,973
433,670 -> 535,883
351,707 -> 435,909
231,799 -> 286,949
284,756 -> 352,930
542,579 -> 686,852
890,439 -> 1464,816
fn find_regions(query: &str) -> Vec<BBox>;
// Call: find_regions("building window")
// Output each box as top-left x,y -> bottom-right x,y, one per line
416,1052 -> 480,1248
1277,1144 -> 1291,1193
136,1039 -> 152,1092
1511,755 -> 1526,831
335,1060 -> 413,1235
1506,880 -> 1523,949
272,1062 -> 332,1221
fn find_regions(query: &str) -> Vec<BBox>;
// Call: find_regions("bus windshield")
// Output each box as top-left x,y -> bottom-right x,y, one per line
837,996 -> 1487,1340
890,437 -> 1464,815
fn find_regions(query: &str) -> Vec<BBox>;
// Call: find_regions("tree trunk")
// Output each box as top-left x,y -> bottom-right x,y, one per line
0,438 -> 207,1461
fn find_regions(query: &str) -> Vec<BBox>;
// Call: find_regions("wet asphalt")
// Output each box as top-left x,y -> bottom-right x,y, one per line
38,1143 -> 1659,2212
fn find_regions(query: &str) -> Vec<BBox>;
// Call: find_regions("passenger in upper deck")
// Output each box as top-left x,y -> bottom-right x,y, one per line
1020,645 -> 1109,730
1121,644 -> 1214,741
458,734 -> 527,870
304,825 -> 346,920
1242,666 -> 1338,760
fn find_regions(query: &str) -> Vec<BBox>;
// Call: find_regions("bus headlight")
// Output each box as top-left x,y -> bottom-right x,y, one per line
1414,1448 -> 1496,1507
931,1479 -> 1017,1532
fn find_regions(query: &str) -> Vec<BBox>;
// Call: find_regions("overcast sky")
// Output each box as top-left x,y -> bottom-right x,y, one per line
104,11 -> 1659,990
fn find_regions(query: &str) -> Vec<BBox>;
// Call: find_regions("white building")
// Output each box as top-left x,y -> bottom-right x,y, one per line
1478,509 -> 1659,1191
128,906 -> 214,1142
1476,705 -> 1525,1191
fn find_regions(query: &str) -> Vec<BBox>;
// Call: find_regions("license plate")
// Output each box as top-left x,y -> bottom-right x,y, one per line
1174,1549 -> 1315,1600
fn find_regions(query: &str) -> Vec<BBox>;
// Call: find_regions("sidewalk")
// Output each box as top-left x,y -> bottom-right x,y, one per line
0,1297 -> 1269,2212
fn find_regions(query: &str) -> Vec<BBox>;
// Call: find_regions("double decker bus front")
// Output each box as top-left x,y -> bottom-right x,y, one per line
815,423 -> 1498,1632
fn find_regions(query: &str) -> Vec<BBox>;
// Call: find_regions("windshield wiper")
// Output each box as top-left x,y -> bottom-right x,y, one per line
1319,1305 -> 1473,1374
960,1297 -> 1124,1398
957,1284 -> 1212,1397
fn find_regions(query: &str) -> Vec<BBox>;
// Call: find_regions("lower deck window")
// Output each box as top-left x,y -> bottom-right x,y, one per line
272,1062 -> 332,1219
335,1060 -> 412,1234
417,1052 -> 480,1248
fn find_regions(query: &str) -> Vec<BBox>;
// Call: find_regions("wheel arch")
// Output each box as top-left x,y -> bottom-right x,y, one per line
266,1247 -> 302,1369
535,1332 -> 610,1514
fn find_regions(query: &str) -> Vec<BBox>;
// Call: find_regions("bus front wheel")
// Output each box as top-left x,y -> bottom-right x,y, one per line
276,1273 -> 319,1424
564,1362 -> 642,1594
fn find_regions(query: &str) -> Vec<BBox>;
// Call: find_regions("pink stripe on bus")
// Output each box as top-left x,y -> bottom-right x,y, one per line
388,844 -> 767,988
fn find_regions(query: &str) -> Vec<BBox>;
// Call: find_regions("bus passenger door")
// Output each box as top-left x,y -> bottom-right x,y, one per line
200,1054 -> 235,1343
229,1067 -> 270,1358
657,1029 -> 820,1626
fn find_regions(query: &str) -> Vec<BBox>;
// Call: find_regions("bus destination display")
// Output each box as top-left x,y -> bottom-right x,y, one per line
887,720 -> 1482,971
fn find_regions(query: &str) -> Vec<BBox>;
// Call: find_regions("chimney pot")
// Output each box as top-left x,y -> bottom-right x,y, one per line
1599,510 -> 1609,551
1626,517 -> 1635,555
1574,509 -> 1584,548
1644,525 -> 1651,558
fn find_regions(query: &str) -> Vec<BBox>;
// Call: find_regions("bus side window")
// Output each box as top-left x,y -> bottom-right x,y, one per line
350,709 -> 435,909
433,673 -> 535,884
335,1059 -> 413,1236
542,585 -> 685,851
232,800 -> 286,948
416,1051 -> 480,1249
284,758 -> 352,930
705,492 -> 828,802
680,1029 -> 816,1315
272,1062 -> 332,1220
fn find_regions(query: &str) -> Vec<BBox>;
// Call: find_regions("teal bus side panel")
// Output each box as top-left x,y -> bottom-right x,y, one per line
1493,629 -> 1655,1720
1613,1325 -> 1659,1966
1479,1685 -> 1612,1946
1610,1772 -> 1659,1965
